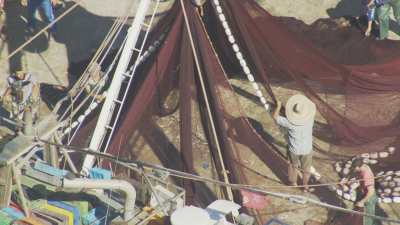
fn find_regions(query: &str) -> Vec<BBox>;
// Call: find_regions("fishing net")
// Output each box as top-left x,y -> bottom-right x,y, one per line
71,0 -> 400,224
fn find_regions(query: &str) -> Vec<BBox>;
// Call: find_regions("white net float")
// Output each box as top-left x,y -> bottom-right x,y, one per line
386,171 -> 394,175
394,171 -> 400,176
225,28 -> 232,36
232,44 -> 240,52
379,152 -> 389,158
243,65 -> 250,74
384,176 -> 393,181
71,121 -> 79,128
251,82 -> 259,91
336,189 -> 343,196
363,158 -> 369,164
264,104 -> 270,111
350,182 -> 359,189
378,198 -> 382,203
90,102 -> 98,110
216,6 -> 222,13
342,185 -> 349,192
218,14 -> 226,22
343,193 -> 351,200
394,187 -> 400,192
393,197 -> 400,203
381,181 -> 389,187
389,181 -> 397,188
377,188 -> 383,194
361,153 -> 370,158
369,159 -> 378,164
236,52 -> 244,61
393,177 -> 400,182
335,165 -> 342,173
222,21 -> 229,29
228,35 -> 235,44
213,0 -> 220,6
377,171 -> 385,176
63,127 -> 72,135
246,74 -> 254,82
344,162 -> 352,168
350,195 -> 356,202
140,51 -> 147,58
238,59 -> 246,66
370,153 -> 378,159
84,109 -> 91,116
256,90 -> 263,98
384,188 -> 392,194
388,146 -> 396,154
260,97 -> 267,104
392,192 -> 400,197
150,46 -> 157,53
383,197 -> 393,203
342,167 -> 350,175
77,115 -> 85,123
154,40 -> 160,46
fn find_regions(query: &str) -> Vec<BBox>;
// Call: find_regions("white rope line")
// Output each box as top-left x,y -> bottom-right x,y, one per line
210,0 -> 270,112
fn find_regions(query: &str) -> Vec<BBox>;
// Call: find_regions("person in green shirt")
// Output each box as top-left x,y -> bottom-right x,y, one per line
376,0 -> 400,40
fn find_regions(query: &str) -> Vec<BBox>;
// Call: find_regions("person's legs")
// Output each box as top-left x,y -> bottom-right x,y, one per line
39,0 -> 55,33
288,151 -> 300,185
377,3 -> 391,39
300,153 -> 313,191
391,0 -> 400,28
27,0 -> 40,30
363,194 -> 377,225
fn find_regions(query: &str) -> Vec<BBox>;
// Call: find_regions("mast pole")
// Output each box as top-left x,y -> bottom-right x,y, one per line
81,0 -> 152,175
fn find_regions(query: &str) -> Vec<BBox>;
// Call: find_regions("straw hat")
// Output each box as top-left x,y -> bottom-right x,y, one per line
285,94 -> 316,125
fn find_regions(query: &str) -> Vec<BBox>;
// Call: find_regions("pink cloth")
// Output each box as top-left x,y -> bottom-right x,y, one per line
358,167 -> 374,194
240,190 -> 269,210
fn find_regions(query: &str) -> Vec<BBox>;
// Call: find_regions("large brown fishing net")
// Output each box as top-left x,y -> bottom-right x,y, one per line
71,0 -> 400,224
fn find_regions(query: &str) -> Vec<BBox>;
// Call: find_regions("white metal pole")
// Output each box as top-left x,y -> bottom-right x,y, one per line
82,0 -> 152,175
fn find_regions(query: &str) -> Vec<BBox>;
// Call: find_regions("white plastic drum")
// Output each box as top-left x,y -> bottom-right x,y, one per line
171,206 -> 213,225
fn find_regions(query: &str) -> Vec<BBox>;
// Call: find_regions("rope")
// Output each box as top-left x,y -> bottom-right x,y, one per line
37,139 -> 400,224
6,0 -> 82,60
179,0 -> 234,201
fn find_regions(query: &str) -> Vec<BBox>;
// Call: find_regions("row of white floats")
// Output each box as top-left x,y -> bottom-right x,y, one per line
211,0 -> 270,112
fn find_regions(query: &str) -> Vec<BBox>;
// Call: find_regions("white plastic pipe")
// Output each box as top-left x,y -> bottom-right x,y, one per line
82,0 -> 152,175
63,178 -> 136,221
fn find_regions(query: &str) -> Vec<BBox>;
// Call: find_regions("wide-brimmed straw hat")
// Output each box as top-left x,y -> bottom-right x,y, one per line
285,94 -> 316,125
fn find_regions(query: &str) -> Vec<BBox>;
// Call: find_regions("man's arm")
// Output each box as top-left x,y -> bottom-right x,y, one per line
356,185 -> 375,207
1,87 -> 10,101
31,83 -> 40,101
273,100 -> 282,121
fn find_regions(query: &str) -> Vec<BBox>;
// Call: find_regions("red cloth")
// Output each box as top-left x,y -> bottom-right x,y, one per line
240,190 -> 269,210
358,166 -> 374,194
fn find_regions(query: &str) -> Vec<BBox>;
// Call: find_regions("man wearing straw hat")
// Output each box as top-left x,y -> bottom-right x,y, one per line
273,94 -> 316,192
